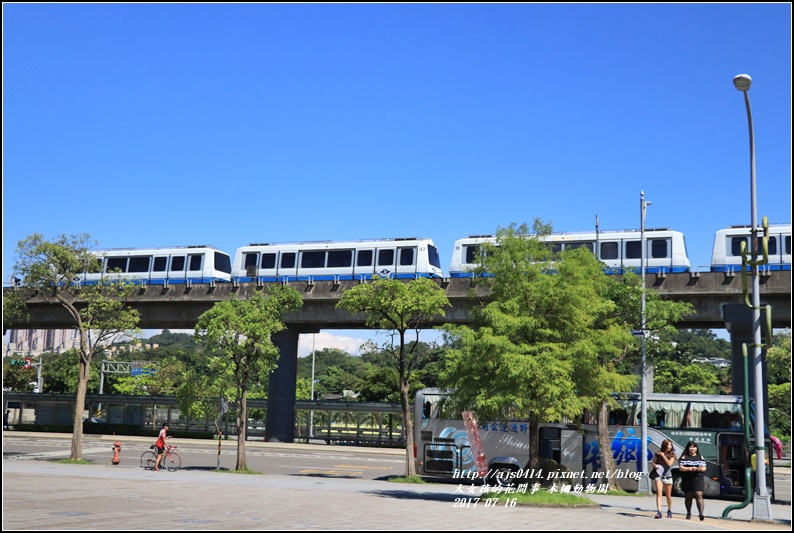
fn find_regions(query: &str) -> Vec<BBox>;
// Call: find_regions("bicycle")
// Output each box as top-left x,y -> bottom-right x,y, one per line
140,444 -> 181,472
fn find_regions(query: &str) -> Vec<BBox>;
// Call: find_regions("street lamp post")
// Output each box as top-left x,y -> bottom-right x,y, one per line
638,191 -> 651,493
309,334 -> 316,439
733,73 -> 772,520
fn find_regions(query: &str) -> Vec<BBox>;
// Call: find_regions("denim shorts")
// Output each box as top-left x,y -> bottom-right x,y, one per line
661,475 -> 673,485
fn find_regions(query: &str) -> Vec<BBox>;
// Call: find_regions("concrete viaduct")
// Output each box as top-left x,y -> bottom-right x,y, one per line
3,271 -> 791,442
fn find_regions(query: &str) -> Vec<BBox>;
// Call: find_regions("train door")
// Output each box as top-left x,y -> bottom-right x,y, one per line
375,247 -> 396,278
354,248 -> 375,279
151,255 -> 169,284
169,254 -> 187,283
277,251 -> 297,280
394,246 -> 418,278
187,253 -> 204,282
243,251 -> 259,279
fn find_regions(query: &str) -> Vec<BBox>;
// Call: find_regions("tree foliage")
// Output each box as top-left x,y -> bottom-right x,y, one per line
336,275 -> 449,476
440,221 -> 693,481
10,233 -> 140,459
194,287 -> 303,470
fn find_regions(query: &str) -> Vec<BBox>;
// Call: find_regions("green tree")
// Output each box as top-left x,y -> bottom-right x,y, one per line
337,275 -> 449,477
767,331 -> 791,439
195,287 -> 302,470
113,358 -> 185,396
9,233 -> 140,459
441,222 -> 691,485
2,358 -> 38,391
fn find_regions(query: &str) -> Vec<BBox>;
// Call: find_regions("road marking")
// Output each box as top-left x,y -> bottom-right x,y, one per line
334,464 -> 393,470
298,469 -> 364,475
7,447 -> 110,460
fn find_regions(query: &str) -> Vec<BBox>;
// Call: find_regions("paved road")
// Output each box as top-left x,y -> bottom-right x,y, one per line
2,433 -> 791,531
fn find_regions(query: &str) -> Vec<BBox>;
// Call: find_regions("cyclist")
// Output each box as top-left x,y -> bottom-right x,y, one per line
153,423 -> 170,472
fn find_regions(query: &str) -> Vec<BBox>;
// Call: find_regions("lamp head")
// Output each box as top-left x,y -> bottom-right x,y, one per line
733,74 -> 752,91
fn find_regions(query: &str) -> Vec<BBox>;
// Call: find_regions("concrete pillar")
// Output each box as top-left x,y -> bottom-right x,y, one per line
722,303 -> 769,427
265,328 -> 300,443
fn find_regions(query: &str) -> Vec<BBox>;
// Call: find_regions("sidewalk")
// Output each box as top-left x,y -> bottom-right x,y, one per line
2,455 -> 790,531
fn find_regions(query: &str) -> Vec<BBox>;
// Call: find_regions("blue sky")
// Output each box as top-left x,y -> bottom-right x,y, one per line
3,4 -> 791,355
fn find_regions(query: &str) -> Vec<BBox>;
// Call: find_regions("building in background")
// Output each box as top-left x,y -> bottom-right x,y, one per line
3,329 -> 81,356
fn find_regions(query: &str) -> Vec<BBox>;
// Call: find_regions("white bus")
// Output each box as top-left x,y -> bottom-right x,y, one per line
414,388 -> 775,499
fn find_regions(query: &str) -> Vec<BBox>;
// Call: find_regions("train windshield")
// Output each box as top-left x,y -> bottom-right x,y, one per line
214,252 -> 232,274
428,245 -> 441,269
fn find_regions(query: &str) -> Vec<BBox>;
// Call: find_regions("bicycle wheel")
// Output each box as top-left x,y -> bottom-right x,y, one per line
140,451 -> 157,470
163,452 -> 181,472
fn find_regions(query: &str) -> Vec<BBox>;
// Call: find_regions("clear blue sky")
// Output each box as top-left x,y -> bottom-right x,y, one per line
3,4 -> 791,355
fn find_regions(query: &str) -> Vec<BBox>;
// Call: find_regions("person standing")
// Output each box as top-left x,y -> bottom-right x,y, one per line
679,441 -> 707,520
4,410 -> 10,431
653,439 -> 676,518
153,423 -> 170,472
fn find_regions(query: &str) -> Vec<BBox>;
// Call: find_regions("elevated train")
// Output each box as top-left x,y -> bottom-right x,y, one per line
449,228 -> 691,277
232,237 -> 442,282
80,245 -> 232,285
710,223 -> 791,273
74,225 -> 790,285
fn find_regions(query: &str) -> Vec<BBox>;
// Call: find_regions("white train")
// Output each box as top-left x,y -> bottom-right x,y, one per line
449,228 -> 692,277
710,223 -> 791,272
232,237 -> 443,282
81,245 -> 232,285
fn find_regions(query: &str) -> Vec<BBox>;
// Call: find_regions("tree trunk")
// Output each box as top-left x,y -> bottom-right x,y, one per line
70,358 -> 90,460
528,413 -> 540,470
400,378 -> 415,477
598,400 -> 620,491
236,389 -> 248,471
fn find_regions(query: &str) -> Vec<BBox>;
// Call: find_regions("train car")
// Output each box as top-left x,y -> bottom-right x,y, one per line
232,237 -> 443,282
81,245 -> 232,285
450,228 -> 691,277
711,224 -> 791,273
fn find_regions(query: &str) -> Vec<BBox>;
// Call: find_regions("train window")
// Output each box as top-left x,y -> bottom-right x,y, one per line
301,251 -> 326,269
170,256 -> 185,272
548,243 -> 562,254
730,237 -> 746,257
650,239 -> 668,258
600,242 -> 619,260
625,241 -> 641,259
357,250 -> 373,267
785,236 -> 791,254
153,257 -> 167,272
128,257 -> 150,273
464,245 -> 480,264
106,257 -> 127,273
428,245 -> 441,268
565,242 -> 594,253
189,255 -> 202,271
399,248 -> 415,266
378,249 -> 395,266
215,252 -> 232,274
768,237 -> 777,255
261,253 -> 276,269
281,253 -> 296,269
328,250 -> 352,268
244,253 -> 258,269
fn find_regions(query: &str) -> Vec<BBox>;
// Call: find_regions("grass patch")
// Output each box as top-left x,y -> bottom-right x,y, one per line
230,467 -> 263,475
482,489 -> 598,508
388,475 -> 426,484
51,459 -> 95,464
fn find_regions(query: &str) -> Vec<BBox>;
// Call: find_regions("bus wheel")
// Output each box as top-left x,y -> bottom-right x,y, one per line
672,475 -> 685,497
489,467 -> 516,487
